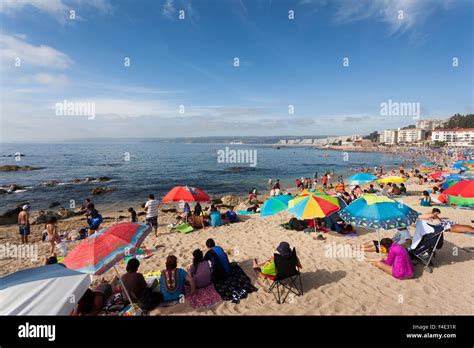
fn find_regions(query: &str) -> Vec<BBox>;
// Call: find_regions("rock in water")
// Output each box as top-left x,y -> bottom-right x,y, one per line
0,165 -> 40,171
44,180 -> 61,187
91,186 -> 116,195
221,195 -> 240,207
49,202 -> 61,208
0,206 -> 24,225
97,176 -> 111,182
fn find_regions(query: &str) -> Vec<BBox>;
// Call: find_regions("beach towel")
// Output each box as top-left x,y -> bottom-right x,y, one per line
212,263 -> 258,303
123,247 -> 153,264
185,284 -> 222,309
175,223 -> 194,234
237,210 -> 254,215
411,220 -> 438,250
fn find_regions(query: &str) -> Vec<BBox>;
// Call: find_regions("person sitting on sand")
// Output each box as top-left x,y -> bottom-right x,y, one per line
225,206 -> 238,223
122,258 -> 161,310
366,184 -> 377,194
18,205 -> 30,244
247,203 -> 260,213
194,202 -> 203,216
46,216 -> 60,256
420,191 -> 432,207
253,241 -> 302,277
418,208 -> 474,233
382,183 -> 391,196
188,249 -> 212,289
128,207 -> 138,223
366,238 -> 414,280
353,185 -> 362,199
330,218 -> 354,235
86,203 -> 102,235
354,227 -> 412,253
76,279 -> 113,316
160,255 -> 196,302
388,183 -> 401,197
204,238 -> 231,281
342,192 -> 353,205
399,183 -> 407,195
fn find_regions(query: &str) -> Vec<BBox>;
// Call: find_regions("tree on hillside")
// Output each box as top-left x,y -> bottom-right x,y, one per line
363,131 -> 379,142
438,114 -> 474,129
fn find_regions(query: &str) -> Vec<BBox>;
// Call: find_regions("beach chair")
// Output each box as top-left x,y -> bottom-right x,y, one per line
409,221 -> 444,273
267,248 -> 303,304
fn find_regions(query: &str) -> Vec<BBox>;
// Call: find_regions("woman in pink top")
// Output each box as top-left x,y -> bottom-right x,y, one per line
368,238 -> 414,279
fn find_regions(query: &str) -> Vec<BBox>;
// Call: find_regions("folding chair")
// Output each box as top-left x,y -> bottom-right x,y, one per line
267,248 -> 303,304
409,222 -> 444,273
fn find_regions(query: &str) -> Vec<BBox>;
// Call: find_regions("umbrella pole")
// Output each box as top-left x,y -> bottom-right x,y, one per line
377,229 -> 381,256
113,265 -> 134,306
314,218 -> 317,233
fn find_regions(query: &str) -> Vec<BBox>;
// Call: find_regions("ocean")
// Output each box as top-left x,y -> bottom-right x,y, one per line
0,142 -> 412,212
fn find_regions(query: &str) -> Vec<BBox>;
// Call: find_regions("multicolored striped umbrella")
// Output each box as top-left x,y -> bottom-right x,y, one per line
288,194 -> 340,219
63,222 -> 152,275
299,188 -> 326,196
260,195 -> 293,217
443,180 -> 474,206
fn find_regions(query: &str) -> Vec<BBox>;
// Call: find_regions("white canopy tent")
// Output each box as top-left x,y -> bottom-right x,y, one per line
0,264 -> 91,315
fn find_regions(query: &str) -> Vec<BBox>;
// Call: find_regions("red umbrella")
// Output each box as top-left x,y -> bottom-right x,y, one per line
162,185 -> 210,202
428,171 -> 450,181
63,222 -> 152,304
443,180 -> 474,198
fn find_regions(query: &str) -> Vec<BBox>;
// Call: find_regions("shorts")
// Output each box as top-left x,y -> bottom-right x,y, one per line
146,216 -> 158,228
19,224 -> 30,236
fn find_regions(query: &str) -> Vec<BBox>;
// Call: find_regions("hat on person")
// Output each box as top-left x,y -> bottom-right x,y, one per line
276,241 -> 292,256
22,205 -> 29,210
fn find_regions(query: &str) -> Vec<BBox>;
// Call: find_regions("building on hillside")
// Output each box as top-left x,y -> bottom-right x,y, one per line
380,129 -> 398,145
431,128 -> 474,147
397,128 -> 426,144
416,119 -> 447,131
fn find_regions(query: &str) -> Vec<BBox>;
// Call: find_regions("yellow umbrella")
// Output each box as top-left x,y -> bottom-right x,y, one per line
377,176 -> 407,184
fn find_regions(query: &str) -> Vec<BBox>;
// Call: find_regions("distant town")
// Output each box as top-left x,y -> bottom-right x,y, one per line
276,114 -> 474,148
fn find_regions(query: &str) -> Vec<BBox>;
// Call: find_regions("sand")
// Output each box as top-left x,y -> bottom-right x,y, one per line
1,182 -> 473,315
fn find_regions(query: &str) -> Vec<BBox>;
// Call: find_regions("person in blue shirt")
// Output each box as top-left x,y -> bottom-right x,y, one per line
204,238 -> 231,281
225,206 -> 238,223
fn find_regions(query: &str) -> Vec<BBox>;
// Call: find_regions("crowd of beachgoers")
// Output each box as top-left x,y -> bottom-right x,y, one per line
3,146 -> 473,316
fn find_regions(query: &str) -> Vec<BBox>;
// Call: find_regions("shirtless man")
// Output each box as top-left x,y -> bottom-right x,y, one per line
18,205 -> 30,244
418,208 -> 474,233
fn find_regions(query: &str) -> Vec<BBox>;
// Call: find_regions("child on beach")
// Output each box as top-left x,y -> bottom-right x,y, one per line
420,191 -> 432,207
128,207 -> 137,223
46,216 -> 60,256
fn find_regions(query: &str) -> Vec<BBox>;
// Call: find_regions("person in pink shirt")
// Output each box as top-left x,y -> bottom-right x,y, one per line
367,238 -> 414,279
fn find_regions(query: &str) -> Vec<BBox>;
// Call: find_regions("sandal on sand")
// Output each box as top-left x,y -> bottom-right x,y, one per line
313,235 -> 326,241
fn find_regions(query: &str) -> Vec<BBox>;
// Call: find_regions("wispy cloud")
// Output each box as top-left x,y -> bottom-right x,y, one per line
0,34 -> 73,69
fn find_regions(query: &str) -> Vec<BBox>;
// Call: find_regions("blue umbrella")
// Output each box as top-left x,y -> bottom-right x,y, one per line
421,162 -> 434,167
443,174 -> 466,182
451,164 -> 468,171
339,195 -> 419,248
347,173 -> 378,185
260,195 -> 293,217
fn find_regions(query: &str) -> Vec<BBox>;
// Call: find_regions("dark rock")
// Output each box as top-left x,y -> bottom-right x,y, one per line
0,165 -> 40,171
49,202 -> 61,208
6,184 -> 24,192
84,177 -> 96,183
0,206 -> 23,225
211,198 -> 222,205
44,180 -> 60,187
221,195 -> 240,206
0,189 -> 7,194
97,176 -> 111,182
71,179 -> 82,184
91,186 -> 115,195
57,207 -> 75,219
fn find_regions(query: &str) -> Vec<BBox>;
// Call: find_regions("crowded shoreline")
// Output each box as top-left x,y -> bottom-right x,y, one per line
1,147 -> 473,316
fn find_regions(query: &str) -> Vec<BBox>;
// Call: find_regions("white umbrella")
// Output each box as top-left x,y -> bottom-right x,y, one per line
0,264 -> 91,315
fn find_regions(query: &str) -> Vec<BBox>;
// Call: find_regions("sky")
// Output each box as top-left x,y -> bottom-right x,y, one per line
0,0 -> 473,142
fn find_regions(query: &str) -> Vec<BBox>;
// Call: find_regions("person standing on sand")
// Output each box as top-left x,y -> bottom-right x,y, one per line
268,178 -> 273,189
18,205 -> 30,244
144,194 -> 159,237
46,216 -> 60,256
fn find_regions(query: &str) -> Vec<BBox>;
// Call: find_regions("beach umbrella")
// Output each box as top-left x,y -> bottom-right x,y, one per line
338,194 -> 419,248
377,176 -> 407,184
63,222 -> 152,305
299,188 -> 326,196
451,164 -> 468,171
288,194 -> 340,232
428,171 -> 450,181
0,264 -> 91,315
442,174 -> 466,182
347,173 -> 378,185
420,162 -> 434,167
162,185 -> 210,203
260,195 -> 293,217
443,180 -> 474,206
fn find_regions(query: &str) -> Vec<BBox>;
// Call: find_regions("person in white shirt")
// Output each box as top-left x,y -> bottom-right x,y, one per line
144,194 -> 159,237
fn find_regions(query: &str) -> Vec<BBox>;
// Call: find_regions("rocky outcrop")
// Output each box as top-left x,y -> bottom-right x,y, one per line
49,202 -> 61,208
0,206 -> 24,225
221,195 -> 240,207
91,186 -> 115,195
0,165 -> 40,171
44,180 -> 60,187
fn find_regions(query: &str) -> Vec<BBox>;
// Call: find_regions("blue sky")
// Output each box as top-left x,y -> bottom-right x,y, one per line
0,0 -> 473,142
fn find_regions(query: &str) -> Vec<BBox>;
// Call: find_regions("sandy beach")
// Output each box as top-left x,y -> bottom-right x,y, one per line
1,181 -> 473,316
